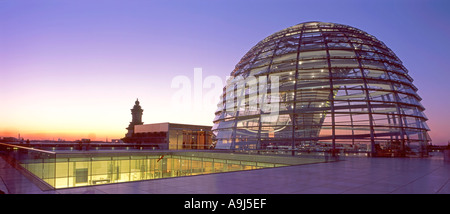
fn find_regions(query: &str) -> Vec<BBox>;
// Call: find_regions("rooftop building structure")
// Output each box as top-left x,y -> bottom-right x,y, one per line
122,100 -> 212,149
133,123 -> 212,150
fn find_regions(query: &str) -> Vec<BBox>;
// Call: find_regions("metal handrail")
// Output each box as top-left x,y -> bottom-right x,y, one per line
0,142 -> 56,155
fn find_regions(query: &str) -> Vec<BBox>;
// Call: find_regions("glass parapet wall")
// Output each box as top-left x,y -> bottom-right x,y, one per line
48,152 -> 291,189
0,142 -> 57,189
1,143 -> 335,190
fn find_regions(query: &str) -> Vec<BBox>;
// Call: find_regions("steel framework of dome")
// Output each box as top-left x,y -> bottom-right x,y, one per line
212,21 -> 430,155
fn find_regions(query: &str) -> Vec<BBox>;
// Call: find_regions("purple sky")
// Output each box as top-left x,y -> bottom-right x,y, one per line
1,0 -> 449,144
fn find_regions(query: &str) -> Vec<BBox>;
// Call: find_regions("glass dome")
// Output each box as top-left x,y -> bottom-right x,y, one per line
212,21 -> 430,155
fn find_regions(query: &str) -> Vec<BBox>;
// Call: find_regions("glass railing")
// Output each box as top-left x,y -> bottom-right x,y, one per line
222,148 -> 347,161
0,142 -> 56,189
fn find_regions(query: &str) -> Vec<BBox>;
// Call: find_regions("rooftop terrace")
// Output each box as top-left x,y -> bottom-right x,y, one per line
1,152 -> 449,194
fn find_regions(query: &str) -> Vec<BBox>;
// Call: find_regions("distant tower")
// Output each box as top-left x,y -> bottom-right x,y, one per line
125,99 -> 144,138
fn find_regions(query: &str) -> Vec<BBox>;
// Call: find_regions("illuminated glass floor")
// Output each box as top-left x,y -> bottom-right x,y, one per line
17,151 -> 326,189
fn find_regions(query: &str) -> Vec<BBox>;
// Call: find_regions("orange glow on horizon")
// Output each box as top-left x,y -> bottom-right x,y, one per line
0,130 -> 124,142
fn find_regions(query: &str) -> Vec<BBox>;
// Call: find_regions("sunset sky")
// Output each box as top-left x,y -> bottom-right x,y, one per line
1,0 -> 450,144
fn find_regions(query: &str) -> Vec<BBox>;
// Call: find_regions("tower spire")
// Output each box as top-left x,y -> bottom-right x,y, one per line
125,99 -> 144,138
